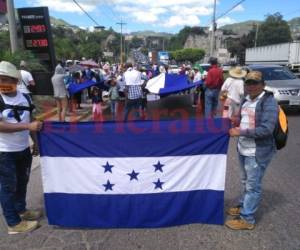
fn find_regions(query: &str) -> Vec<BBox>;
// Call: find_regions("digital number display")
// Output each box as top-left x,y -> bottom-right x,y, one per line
26,39 -> 48,48
23,25 -> 46,33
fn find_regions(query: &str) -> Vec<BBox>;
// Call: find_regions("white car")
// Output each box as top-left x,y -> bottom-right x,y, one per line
168,65 -> 180,74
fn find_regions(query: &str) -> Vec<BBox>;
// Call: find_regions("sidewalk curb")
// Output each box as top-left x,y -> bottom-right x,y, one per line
35,108 -> 57,121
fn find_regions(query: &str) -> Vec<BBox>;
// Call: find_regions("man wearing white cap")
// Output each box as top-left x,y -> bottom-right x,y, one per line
0,61 -> 42,234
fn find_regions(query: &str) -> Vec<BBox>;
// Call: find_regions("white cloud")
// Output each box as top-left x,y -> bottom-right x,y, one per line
216,17 -> 237,27
28,0 -> 97,13
170,6 -> 213,16
112,0 -> 215,8
27,0 -> 226,29
163,15 -> 200,28
232,4 -> 245,12
133,11 -> 158,23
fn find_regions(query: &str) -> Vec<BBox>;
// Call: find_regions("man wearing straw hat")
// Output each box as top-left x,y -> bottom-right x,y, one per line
220,66 -> 247,118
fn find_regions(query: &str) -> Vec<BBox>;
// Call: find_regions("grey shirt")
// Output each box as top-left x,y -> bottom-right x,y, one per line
51,66 -> 68,98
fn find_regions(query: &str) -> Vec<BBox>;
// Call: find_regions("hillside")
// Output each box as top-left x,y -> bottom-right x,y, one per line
220,20 -> 261,36
130,30 -> 173,38
220,17 -> 300,36
50,16 -> 79,29
289,17 -> 300,30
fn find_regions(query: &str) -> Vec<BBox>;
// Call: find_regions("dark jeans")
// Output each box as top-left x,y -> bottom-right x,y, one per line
124,98 -> 142,121
0,148 -> 32,226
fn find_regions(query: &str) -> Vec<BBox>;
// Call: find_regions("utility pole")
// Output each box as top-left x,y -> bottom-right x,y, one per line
254,23 -> 259,47
7,0 -> 18,53
209,0 -> 217,57
116,19 -> 127,65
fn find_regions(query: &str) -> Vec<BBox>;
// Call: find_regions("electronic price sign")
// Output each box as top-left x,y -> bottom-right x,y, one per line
18,7 -> 56,71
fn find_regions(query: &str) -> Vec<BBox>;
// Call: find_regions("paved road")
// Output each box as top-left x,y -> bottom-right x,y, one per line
0,95 -> 299,250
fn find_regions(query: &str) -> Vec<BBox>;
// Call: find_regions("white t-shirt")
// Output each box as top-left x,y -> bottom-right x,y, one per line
124,68 -> 142,86
18,70 -> 34,94
221,77 -> 244,104
0,92 -> 31,152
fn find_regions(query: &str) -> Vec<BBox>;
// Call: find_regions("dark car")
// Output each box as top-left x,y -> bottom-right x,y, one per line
246,65 -> 300,107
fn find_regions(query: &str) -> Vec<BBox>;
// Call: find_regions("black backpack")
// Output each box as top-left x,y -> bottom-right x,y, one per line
0,93 -> 35,122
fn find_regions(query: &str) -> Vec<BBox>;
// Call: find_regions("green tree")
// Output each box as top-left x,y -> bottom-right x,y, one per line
257,13 -> 292,46
171,48 -> 205,63
1,49 -> 47,72
129,36 -> 144,49
0,31 -> 10,59
226,24 -> 256,64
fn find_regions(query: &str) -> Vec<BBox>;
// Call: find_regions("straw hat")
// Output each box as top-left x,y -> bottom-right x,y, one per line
0,61 -> 21,80
229,66 -> 247,79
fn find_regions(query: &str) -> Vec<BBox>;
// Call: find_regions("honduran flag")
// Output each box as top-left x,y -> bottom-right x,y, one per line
38,119 -> 230,228
146,73 -> 203,96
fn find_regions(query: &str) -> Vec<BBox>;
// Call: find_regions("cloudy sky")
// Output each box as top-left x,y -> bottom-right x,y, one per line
15,0 -> 300,33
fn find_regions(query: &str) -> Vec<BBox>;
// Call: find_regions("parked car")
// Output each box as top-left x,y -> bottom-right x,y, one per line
222,64 -> 231,72
169,65 -> 180,74
200,64 -> 211,72
246,64 -> 300,107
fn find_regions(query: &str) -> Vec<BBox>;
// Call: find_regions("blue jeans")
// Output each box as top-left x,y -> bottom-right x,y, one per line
124,99 -> 142,121
0,148 -> 32,226
238,154 -> 270,224
110,100 -> 118,120
204,88 -> 220,118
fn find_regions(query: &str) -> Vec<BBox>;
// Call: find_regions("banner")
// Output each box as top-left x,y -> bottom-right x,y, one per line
38,119 -> 230,228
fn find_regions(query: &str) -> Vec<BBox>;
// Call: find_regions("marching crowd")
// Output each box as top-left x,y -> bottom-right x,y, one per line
0,57 -> 280,234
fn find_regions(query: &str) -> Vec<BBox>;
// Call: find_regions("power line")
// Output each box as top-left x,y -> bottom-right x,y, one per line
216,0 -> 246,21
72,0 -> 100,26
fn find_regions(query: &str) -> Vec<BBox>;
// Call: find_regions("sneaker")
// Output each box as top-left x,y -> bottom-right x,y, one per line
19,210 -> 42,221
227,206 -> 241,216
225,217 -> 255,230
8,220 -> 38,235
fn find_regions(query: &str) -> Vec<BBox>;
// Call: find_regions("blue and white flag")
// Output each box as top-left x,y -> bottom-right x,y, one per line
38,119 -> 230,228
146,73 -> 203,96
67,79 -> 100,95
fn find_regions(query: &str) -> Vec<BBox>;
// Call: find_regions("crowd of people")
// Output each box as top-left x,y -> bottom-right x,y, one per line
0,57 -> 279,234
50,60 -> 205,122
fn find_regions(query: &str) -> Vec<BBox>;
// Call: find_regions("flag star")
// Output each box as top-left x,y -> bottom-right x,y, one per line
153,178 -> 164,190
127,170 -> 139,181
103,180 -> 114,191
102,161 -> 114,173
153,161 -> 164,172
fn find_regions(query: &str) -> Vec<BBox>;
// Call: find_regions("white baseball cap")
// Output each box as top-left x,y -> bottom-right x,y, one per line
0,61 -> 21,80
20,60 -> 27,67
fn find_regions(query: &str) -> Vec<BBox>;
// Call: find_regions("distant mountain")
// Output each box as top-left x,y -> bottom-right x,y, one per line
289,17 -> 300,30
130,30 -> 174,38
50,16 -> 78,28
220,20 -> 261,36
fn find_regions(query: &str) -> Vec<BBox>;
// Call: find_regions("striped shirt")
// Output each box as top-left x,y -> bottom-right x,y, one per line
238,92 -> 265,156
